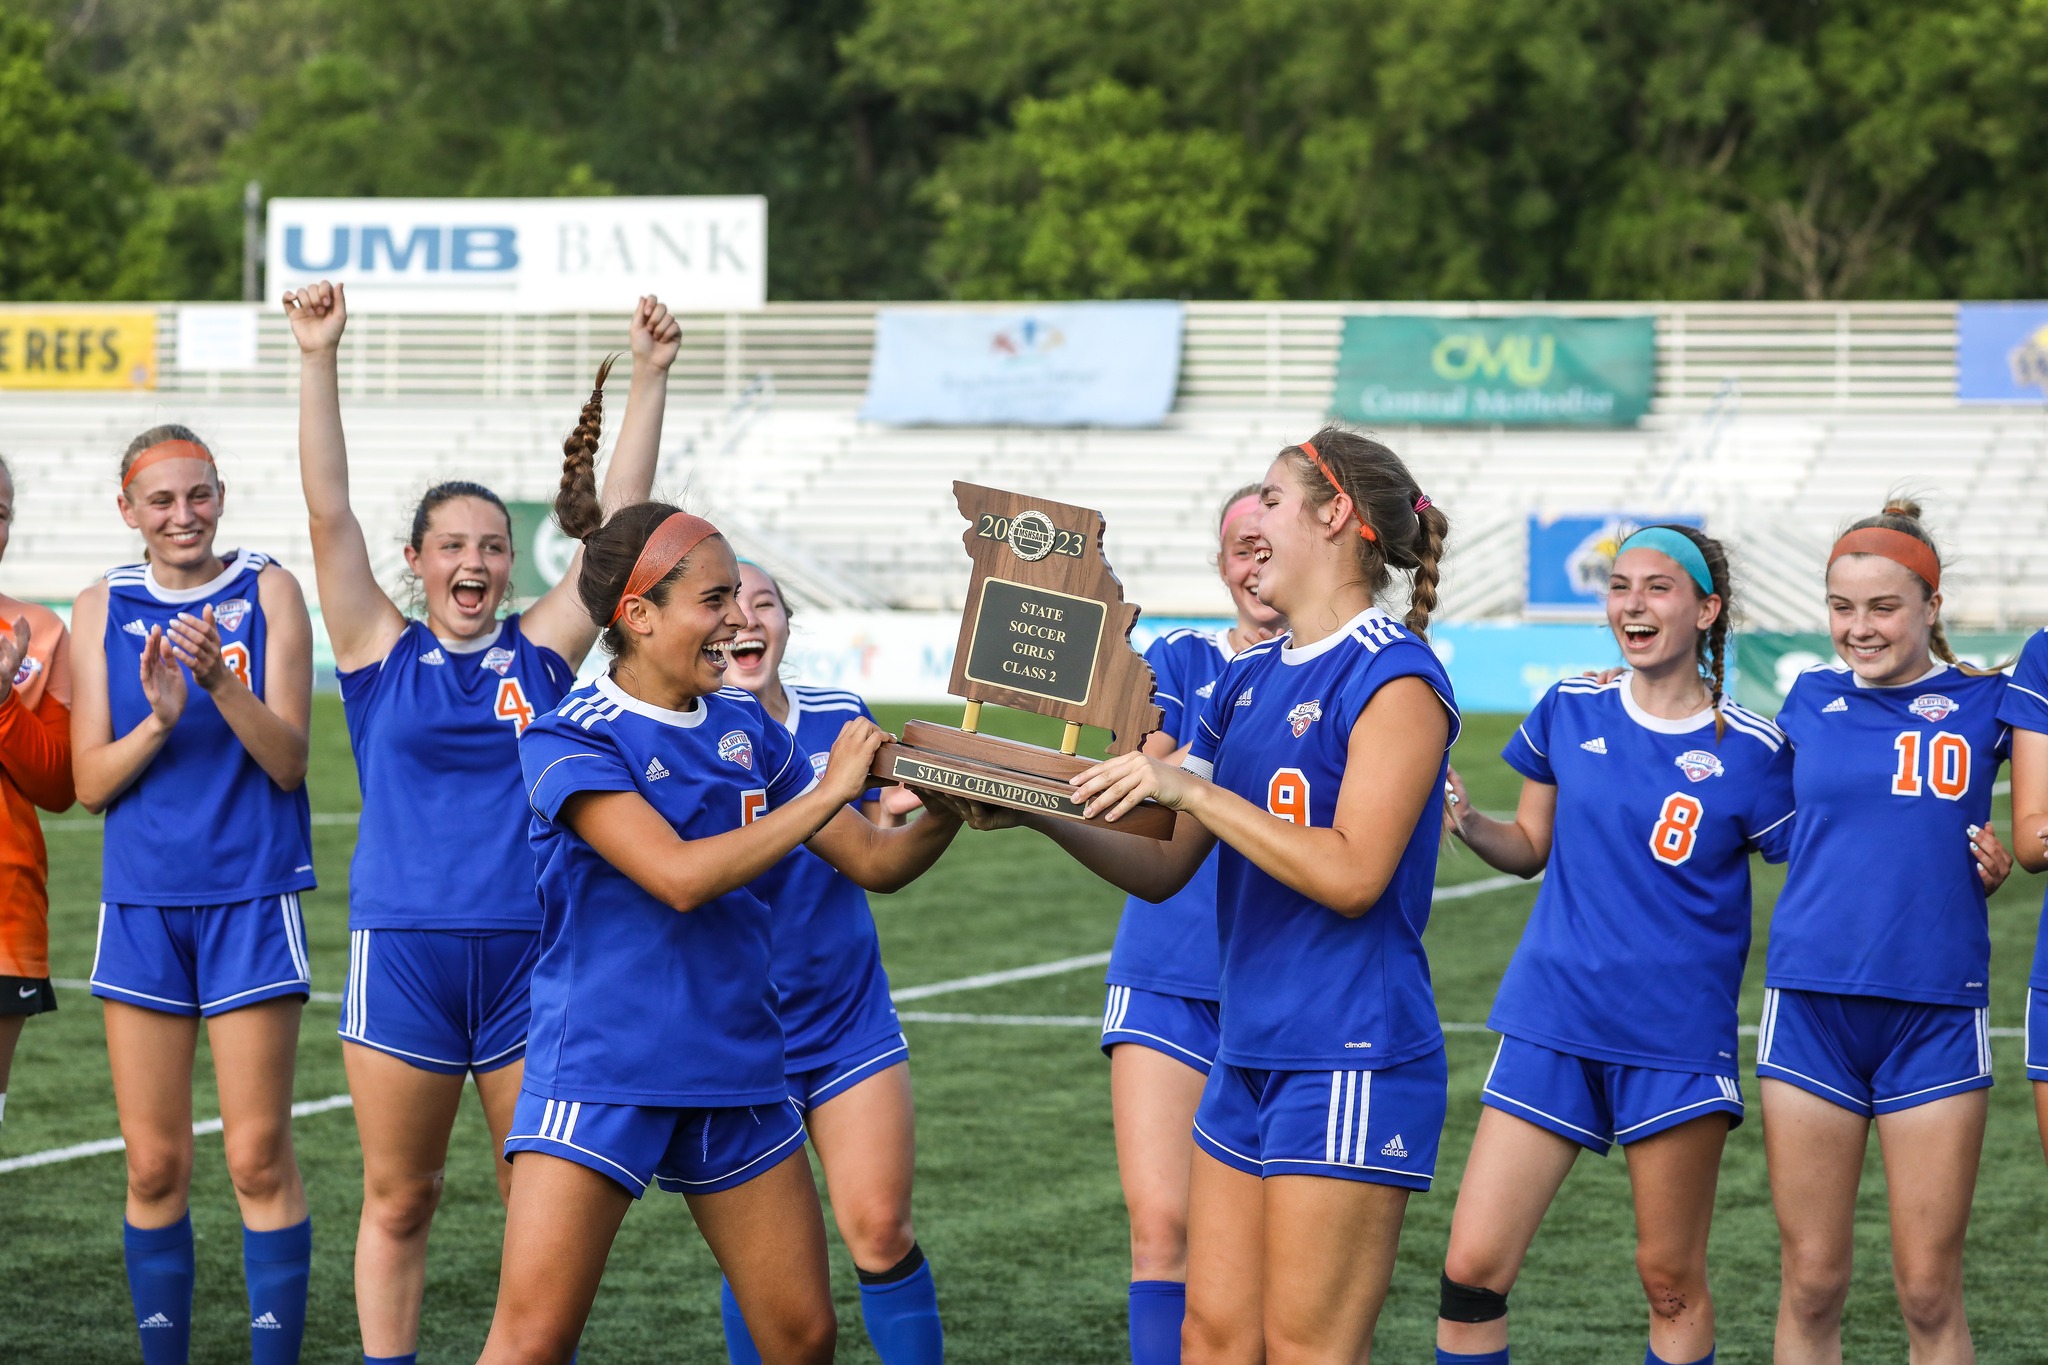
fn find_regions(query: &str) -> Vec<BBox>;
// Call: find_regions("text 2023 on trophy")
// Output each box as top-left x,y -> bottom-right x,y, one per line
870,483 -> 1173,839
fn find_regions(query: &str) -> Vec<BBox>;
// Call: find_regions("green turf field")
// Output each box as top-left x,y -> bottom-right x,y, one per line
3,697 -> 2046,1362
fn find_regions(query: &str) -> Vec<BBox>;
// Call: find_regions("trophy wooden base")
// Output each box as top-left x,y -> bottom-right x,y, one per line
871,720 -> 1176,840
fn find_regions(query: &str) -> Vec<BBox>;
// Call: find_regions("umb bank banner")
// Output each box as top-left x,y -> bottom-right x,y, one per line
267,197 -> 766,313
1332,315 -> 1655,427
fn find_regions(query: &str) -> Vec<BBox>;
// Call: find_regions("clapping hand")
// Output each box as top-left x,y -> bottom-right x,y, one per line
139,626 -> 189,727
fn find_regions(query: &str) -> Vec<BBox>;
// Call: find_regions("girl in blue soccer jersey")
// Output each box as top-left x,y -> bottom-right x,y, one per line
71,426 -> 318,1365
1101,483 -> 1283,1365
713,560 -> 943,1365
477,474 -> 965,1365
972,429 -> 1458,1364
1998,626 -> 2048,1167
1762,500 -> 2012,1365
284,281 -> 675,1365
1432,526 -> 1794,1365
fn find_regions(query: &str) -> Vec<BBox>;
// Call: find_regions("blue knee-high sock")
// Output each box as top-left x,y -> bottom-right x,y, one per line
243,1219 -> 312,1365
1647,1349 -> 1713,1365
1436,1351 -> 1510,1365
720,1277 -> 766,1365
125,1213 -> 195,1365
364,1355 -> 417,1365
1128,1280 -> 1185,1365
857,1245 -> 943,1365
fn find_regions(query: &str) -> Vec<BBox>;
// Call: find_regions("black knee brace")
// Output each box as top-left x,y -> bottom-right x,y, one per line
1440,1273 -> 1509,1323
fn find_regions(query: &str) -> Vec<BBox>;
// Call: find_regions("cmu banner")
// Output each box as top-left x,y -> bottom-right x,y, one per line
1957,302 -> 2048,403
267,197 -> 766,313
1332,315 -> 1655,427
860,302 -> 1183,426
0,308 -> 156,390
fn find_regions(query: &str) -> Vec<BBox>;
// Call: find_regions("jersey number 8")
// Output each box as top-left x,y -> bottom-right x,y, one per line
1891,731 -> 1969,801
1650,793 -> 1704,867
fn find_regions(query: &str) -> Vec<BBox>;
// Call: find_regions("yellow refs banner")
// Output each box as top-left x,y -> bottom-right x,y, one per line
0,308 -> 157,390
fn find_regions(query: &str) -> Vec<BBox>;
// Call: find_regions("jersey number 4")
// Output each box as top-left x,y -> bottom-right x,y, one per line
1891,731 -> 1969,801
493,679 -> 535,735
1650,793 -> 1704,867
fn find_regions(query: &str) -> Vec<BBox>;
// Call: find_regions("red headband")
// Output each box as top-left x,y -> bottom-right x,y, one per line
1829,526 -> 1940,592
1299,439 -> 1376,542
608,511 -> 721,624
121,439 -> 215,492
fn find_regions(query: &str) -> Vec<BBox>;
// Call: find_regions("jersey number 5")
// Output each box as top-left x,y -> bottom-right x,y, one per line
494,678 -> 535,735
221,642 -> 251,689
1267,768 -> 1311,825
1891,731 -> 1969,801
1650,793 -> 1704,867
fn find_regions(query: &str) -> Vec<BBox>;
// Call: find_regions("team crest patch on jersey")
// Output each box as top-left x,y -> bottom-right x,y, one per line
212,598 -> 250,632
717,730 -> 754,770
420,648 -> 446,666
1674,749 -> 1725,782
482,646 -> 515,676
1196,680 -> 1215,699
10,655 -> 39,688
1286,700 -> 1324,737
1910,693 -> 1959,722
122,618 -> 149,638
810,751 -> 830,777
1822,696 -> 1847,713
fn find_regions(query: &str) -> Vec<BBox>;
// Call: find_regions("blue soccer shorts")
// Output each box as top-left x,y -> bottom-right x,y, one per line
1480,1035 -> 1743,1156
1192,1048 -> 1448,1189
503,1090 -> 808,1198
1101,983 -> 1221,1075
90,896 -> 311,1017
1756,987 -> 1993,1117
787,1031 -> 909,1113
2027,988 -> 2048,1083
339,928 -> 538,1076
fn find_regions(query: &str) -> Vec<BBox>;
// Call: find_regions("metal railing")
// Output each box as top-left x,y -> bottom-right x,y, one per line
145,299 -> 1965,412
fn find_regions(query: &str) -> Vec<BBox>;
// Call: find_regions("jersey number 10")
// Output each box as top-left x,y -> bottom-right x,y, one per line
1890,731 -> 1969,801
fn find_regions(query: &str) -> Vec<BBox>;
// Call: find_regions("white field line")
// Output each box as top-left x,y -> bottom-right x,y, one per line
0,1094 -> 352,1176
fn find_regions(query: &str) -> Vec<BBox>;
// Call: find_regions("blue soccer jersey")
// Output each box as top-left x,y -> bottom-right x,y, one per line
101,552 -> 314,905
1489,677 -> 1797,1075
1996,631 -> 2048,990
1185,607 -> 1459,1072
1768,661 -> 2011,1008
520,675 -> 816,1106
749,685 -> 898,1072
341,617 -> 573,931
1107,628 -> 1234,1001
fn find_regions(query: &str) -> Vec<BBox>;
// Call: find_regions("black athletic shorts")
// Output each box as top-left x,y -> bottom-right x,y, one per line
0,976 -> 57,1017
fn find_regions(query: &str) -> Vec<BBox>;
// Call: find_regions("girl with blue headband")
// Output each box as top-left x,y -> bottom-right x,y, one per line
1435,524 -> 1795,1365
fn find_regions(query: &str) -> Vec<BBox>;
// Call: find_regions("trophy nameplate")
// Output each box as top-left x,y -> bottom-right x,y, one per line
870,483 -> 1174,839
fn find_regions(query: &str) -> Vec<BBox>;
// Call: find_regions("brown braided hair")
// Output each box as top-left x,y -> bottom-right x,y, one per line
1283,427 -> 1448,636
1834,498 -> 1999,676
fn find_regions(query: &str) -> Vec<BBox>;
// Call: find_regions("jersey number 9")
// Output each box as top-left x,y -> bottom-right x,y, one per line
1267,768 -> 1311,825
1891,731 -> 1969,801
1650,793 -> 1704,867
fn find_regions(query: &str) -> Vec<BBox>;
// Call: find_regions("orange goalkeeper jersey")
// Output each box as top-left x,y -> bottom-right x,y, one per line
0,594 -> 72,978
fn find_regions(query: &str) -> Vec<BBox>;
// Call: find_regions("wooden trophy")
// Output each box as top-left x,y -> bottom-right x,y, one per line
869,483 -> 1175,839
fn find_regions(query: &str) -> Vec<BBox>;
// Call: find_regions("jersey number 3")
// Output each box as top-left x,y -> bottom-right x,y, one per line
494,679 -> 535,734
221,642 -> 251,689
1891,731 -> 1969,801
1650,793 -> 1704,867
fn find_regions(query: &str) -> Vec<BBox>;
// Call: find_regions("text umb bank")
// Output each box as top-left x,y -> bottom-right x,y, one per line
266,197 -> 767,313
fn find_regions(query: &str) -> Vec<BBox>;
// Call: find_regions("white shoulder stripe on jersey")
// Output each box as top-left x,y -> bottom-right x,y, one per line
1721,699 -> 1781,733
1515,722 -> 1546,758
1751,807 -> 1795,840
1719,709 -> 1783,752
527,752 -> 611,816
1155,690 -> 1184,706
2009,681 -> 2048,710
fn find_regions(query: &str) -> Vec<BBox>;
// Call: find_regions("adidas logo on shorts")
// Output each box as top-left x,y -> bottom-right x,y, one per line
1822,696 -> 1847,713
139,1313 -> 175,1329
1380,1133 -> 1409,1159
252,1311 -> 282,1330
1580,736 -> 1607,754
645,757 -> 671,781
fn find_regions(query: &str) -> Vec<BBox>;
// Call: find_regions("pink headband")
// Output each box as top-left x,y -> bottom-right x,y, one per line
609,511 -> 721,624
1219,495 -> 1261,543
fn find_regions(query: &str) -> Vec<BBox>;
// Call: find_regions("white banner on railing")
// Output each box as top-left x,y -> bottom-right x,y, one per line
266,197 -> 767,313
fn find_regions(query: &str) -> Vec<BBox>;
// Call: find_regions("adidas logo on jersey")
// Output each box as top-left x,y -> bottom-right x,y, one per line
252,1311 -> 282,1330
1910,693 -> 1959,722
717,730 -> 754,771
1287,700 -> 1323,737
121,619 -> 149,638
1580,736 -> 1608,754
644,757 -> 671,782
213,598 -> 251,633
139,1312 -> 175,1329
1196,680 -> 1215,699
482,646 -> 515,676
1822,696 -> 1847,713
1235,687 -> 1255,708
1379,1133 -> 1409,1159
1675,748 -> 1725,782
420,648 -> 447,666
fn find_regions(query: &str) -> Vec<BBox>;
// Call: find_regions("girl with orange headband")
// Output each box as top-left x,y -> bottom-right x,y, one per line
966,428 -> 1457,1363
284,281 -> 674,1365
474,467 -> 967,1364
1100,482 -> 1283,1365
1759,500 -> 2011,1363
71,422 -> 318,1364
